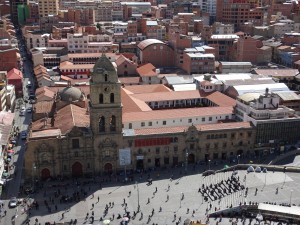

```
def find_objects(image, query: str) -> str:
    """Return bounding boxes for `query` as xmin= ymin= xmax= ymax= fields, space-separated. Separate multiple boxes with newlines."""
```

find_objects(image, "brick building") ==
xmin=0 ymin=48 xmax=19 ymax=72
xmin=137 ymin=39 xmax=175 ymax=68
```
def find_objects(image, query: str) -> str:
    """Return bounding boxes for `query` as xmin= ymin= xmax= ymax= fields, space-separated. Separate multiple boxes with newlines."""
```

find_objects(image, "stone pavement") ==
xmin=11 ymin=169 xmax=300 ymax=225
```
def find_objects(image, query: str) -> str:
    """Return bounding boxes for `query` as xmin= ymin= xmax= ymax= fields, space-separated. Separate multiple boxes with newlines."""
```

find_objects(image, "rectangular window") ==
xmin=156 ymin=147 xmax=160 ymax=154
xmin=105 ymin=150 xmax=110 ymax=157
xmin=188 ymin=119 xmax=192 ymax=123
xmin=148 ymin=121 xmax=152 ymax=126
xmin=190 ymin=144 xmax=195 ymax=150
xmin=141 ymin=122 xmax=145 ymax=127
xmin=72 ymin=139 xmax=79 ymax=149
xmin=174 ymin=146 xmax=178 ymax=152
xmin=163 ymin=121 xmax=166 ymax=125
xmin=202 ymin=117 xmax=205 ymax=122
xmin=209 ymin=117 xmax=212 ymax=121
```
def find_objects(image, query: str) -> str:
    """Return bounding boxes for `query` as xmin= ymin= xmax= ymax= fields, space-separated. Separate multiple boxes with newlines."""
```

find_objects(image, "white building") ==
xmin=25 ymin=33 xmax=50 ymax=50
xmin=212 ymin=22 xmax=234 ymax=35
xmin=67 ymin=33 xmax=118 ymax=53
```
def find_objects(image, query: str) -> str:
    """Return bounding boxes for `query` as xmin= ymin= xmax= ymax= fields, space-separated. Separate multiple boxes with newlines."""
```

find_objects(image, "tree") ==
xmin=96 ymin=23 xmax=101 ymax=31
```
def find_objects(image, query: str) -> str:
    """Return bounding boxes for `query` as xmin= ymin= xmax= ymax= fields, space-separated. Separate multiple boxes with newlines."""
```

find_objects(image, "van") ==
xmin=27 ymin=81 xmax=32 ymax=88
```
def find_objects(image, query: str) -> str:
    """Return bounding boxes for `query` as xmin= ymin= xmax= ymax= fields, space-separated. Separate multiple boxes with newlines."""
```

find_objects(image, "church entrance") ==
xmin=136 ymin=159 xmax=144 ymax=171
xmin=41 ymin=168 xmax=51 ymax=181
xmin=72 ymin=162 xmax=83 ymax=177
xmin=104 ymin=163 xmax=113 ymax=175
xmin=188 ymin=153 xmax=195 ymax=164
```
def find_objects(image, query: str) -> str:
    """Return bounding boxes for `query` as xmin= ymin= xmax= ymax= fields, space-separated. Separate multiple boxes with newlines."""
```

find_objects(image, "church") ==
xmin=24 ymin=54 xmax=255 ymax=181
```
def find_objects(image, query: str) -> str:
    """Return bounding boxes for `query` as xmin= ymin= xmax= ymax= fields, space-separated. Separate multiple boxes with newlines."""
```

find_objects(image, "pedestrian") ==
xmin=147 ymin=198 xmax=150 ymax=204
xmin=128 ymin=191 xmax=131 ymax=197
xmin=97 ymin=196 xmax=100 ymax=202
xmin=155 ymin=187 xmax=157 ymax=192
xmin=4 ymin=210 xmax=6 ymax=216
xmin=187 ymin=208 xmax=189 ymax=214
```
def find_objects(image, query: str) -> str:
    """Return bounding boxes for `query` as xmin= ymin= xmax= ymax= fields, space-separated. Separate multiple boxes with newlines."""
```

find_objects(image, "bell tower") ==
xmin=90 ymin=54 xmax=122 ymax=135
xmin=90 ymin=54 xmax=123 ymax=175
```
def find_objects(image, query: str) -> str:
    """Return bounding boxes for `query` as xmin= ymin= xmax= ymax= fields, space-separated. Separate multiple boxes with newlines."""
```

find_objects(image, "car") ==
xmin=27 ymin=107 xmax=32 ymax=113
xmin=21 ymin=131 xmax=27 ymax=140
xmin=8 ymin=197 xmax=18 ymax=208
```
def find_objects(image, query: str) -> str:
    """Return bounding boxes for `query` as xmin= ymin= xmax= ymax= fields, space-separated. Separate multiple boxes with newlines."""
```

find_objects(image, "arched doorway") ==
xmin=41 ymin=168 xmax=51 ymax=180
xmin=188 ymin=153 xmax=195 ymax=164
xmin=72 ymin=162 xmax=83 ymax=177
xmin=104 ymin=163 xmax=113 ymax=175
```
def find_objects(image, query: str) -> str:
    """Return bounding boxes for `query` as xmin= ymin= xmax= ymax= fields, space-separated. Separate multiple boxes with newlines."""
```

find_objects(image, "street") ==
xmin=1 ymin=32 xmax=35 ymax=225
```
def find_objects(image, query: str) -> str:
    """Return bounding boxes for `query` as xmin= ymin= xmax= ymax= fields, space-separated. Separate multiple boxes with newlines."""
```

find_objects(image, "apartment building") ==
xmin=25 ymin=32 xmax=50 ymax=49
xmin=67 ymin=33 xmax=118 ymax=53
xmin=212 ymin=22 xmax=234 ymax=35
xmin=95 ymin=1 xmax=113 ymax=22
xmin=38 ymin=0 xmax=59 ymax=17
xmin=182 ymin=51 xmax=215 ymax=74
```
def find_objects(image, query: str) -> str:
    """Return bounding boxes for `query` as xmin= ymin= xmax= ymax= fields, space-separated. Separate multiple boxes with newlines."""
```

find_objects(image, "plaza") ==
xmin=8 ymin=164 xmax=300 ymax=225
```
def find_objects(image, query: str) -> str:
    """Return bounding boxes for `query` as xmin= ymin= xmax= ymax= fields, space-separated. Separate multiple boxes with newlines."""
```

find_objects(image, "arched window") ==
xmin=104 ymin=74 xmax=108 ymax=82
xmin=110 ymin=93 xmax=114 ymax=103
xmin=99 ymin=94 xmax=103 ymax=104
xmin=110 ymin=115 xmax=116 ymax=132
xmin=99 ymin=116 xmax=105 ymax=132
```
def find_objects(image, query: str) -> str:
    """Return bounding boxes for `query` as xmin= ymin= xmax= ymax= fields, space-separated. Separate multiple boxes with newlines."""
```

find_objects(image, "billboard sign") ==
xmin=119 ymin=148 xmax=131 ymax=166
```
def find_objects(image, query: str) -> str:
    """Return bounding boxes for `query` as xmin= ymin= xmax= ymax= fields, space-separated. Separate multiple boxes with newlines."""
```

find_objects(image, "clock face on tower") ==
xmin=104 ymin=86 xmax=110 ymax=93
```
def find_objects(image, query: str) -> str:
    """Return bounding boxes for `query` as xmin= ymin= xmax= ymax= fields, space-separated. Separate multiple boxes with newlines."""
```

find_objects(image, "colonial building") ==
xmin=24 ymin=54 xmax=256 ymax=181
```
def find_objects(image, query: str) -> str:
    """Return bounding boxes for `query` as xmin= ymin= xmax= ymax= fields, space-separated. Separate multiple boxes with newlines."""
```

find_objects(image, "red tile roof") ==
xmin=254 ymin=69 xmax=299 ymax=77
xmin=123 ymin=106 xmax=233 ymax=122
xmin=136 ymin=63 xmax=158 ymax=77
xmin=137 ymin=39 xmax=164 ymax=50
xmin=131 ymin=90 xmax=204 ymax=102
xmin=7 ymin=68 xmax=23 ymax=79
xmin=121 ymin=88 xmax=152 ymax=113
xmin=206 ymin=91 xmax=236 ymax=107
xmin=134 ymin=121 xmax=252 ymax=135
xmin=34 ymin=101 xmax=54 ymax=114
xmin=123 ymin=84 xmax=172 ymax=94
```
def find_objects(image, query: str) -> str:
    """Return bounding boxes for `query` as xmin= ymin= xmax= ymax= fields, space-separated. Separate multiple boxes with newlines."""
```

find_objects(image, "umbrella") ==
xmin=103 ymin=219 xmax=111 ymax=225
xmin=224 ymin=165 xmax=229 ymax=169
xmin=122 ymin=217 xmax=129 ymax=221
xmin=247 ymin=166 xmax=254 ymax=173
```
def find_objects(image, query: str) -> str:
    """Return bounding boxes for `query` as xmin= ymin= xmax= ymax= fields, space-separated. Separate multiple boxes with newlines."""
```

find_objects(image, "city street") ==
xmin=1 ymin=32 xmax=35 ymax=225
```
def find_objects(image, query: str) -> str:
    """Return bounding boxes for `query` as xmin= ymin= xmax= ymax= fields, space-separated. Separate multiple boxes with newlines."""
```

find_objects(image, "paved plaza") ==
xmin=6 ymin=167 xmax=300 ymax=225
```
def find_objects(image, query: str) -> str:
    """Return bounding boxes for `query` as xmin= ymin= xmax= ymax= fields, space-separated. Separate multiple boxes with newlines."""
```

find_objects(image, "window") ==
xmin=148 ymin=158 xmax=151 ymax=163
xmin=207 ymin=135 xmax=210 ymax=139
xmin=202 ymin=117 xmax=205 ymax=122
xmin=156 ymin=147 xmax=160 ymax=154
xmin=124 ymin=64 xmax=127 ymax=68
xmin=188 ymin=119 xmax=192 ymax=123
xmin=99 ymin=116 xmax=105 ymax=132
xmin=174 ymin=146 xmax=178 ymax=152
xmin=74 ymin=151 xmax=79 ymax=157
xmin=64 ymin=165 xmax=67 ymax=171
xmin=190 ymin=144 xmax=194 ymax=150
xmin=163 ymin=121 xmax=166 ymax=125
xmin=231 ymin=133 xmax=235 ymax=138
xmin=110 ymin=115 xmax=116 ymax=132
xmin=105 ymin=150 xmax=110 ymax=157
xmin=148 ymin=121 xmax=152 ymax=126
xmin=164 ymin=157 xmax=169 ymax=165
xmin=214 ymin=143 xmax=219 ymax=148
xmin=129 ymin=123 xmax=132 ymax=129
xmin=72 ymin=139 xmax=79 ymax=149
xmin=141 ymin=122 xmax=145 ymax=127
xmin=223 ymin=142 xmax=227 ymax=148
xmin=99 ymin=94 xmax=103 ymax=104
xmin=110 ymin=93 xmax=114 ymax=103
xmin=128 ymin=140 xmax=133 ymax=147
xmin=248 ymin=132 xmax=252 ymax=137
xmin=105 ymin=74 xmax=108 ymax=82
xmin=209 ymin=117 xmax=212 ymax=121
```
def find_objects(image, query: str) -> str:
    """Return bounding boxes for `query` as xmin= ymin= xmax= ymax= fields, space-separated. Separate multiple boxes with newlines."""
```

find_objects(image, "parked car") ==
xmin=27 ymin=107 xmax=32 ymax=113
xmin=21 ymin=131 xmax=27 ymax=140
xmin=8 ymin=197 xmax=18 ymax=208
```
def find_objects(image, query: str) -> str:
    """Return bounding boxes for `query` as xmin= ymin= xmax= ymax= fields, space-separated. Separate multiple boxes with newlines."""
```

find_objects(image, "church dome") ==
xmin=93 ymin=54 xmax=116 ymax=73
xmin=58 ymin=86 xmax=84 ymax=102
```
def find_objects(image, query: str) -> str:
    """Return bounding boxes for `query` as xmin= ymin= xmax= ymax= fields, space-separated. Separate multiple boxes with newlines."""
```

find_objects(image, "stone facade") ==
xmin=24 ymin=54 xmax=256 ymax=181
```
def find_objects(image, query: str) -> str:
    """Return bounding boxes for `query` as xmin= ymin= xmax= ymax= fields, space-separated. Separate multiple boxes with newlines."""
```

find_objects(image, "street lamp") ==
xmin=185 ymin=148 xmax=188 ymax=174
xmin=32 ymin=163 xmax=36 ymax=191
xmin=122 ymin=158 xmax=127 ymax=182
xmin=208 ymin=160 xmax=211 ymax=170
xmin=136 ymin=181 xmax=140 ymax=212
xmin=237 ymin=155 xmax=240 ymax=165
xmin=290 ymin=190 xmax=293 ymax=205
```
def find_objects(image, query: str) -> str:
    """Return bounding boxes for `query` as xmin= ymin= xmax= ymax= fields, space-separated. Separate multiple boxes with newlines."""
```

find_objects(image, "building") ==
xmin=63 ymin=8 xmax=95 ymax=26
xmin=182 ymin=52 xmax=215 ymax=74
xmin=24 ymin=54 xmax=257 ymax=180
xmin=25 ymin=32 xmax=50 ymax=49
xmin=219 ymin=62 xmax=252 ymax=74
xmin=38 ymin=0 xmax=59 ymax=17
xmin=7 ymin=68 xmax=23 ymax=97
xmin=235 ymin=89 xmax=300 ymax=153
xmin=0 ymin=48 xmax=19 ymax=72
xmin=212 ymin=22 xmax=234 ymax=34
xmin=137 ymin=39 xmax=175 ymax=68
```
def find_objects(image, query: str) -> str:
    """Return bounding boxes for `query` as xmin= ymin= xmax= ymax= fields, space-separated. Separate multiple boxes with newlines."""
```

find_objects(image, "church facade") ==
xmin=24 ymin=55 xmax=256 ymax=181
